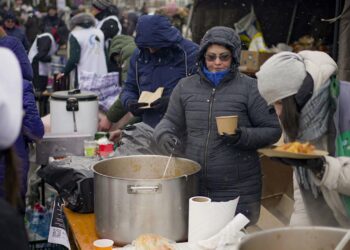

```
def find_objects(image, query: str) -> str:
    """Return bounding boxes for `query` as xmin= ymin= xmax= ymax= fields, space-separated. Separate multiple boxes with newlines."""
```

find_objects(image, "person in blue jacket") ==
xmin=0 ymin=29 xmax=44 ymax=204
xmin=0 ymin=47 xmax=30 ymax=249
xmin=120 ymin=14 xmax=199 ymax=128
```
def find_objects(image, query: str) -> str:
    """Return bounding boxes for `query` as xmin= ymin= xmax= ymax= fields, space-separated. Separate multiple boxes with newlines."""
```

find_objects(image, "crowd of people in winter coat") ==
xmin=2 ymin=1 xmax=350 ymax=244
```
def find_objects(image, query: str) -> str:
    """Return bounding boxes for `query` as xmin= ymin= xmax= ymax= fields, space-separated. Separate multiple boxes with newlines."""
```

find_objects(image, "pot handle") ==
xmin=127 ymin=184 xmax=162 ymax=194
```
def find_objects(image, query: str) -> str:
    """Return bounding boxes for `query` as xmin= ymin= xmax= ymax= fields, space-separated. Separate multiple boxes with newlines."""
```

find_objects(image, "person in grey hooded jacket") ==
xmin=153 ymin=26 xmax=281 ymax=224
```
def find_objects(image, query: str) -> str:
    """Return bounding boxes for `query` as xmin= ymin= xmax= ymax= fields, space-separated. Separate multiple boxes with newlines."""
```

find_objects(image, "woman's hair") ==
xmin=280 ymin=95 xmax=300 ymax=141
xmin=0 ymin=27 xmax=7 ymax=38
xmin=0 ymin=147 xmax=20 ymax=207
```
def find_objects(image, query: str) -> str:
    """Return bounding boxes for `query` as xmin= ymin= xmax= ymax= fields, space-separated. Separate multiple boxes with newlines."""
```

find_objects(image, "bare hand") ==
xmin=109 ymin=130 xmax=122 ymax=142
xmin=98 ymin=114 xmax=112 ymax=131
xmin=56 ymin=72 xmax=65 ymax=80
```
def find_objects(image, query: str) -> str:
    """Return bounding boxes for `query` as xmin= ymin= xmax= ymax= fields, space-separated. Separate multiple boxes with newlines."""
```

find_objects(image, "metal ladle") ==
xmin=162 ymin=138 xmax=178 ymax=178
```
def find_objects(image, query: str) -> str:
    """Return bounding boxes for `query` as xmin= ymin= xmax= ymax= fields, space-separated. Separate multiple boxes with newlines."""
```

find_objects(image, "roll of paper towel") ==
xmin=188 ymin=196 xmax=239 ymax=243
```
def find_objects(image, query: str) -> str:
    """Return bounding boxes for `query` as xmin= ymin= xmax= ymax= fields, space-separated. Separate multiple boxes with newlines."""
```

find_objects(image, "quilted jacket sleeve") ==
xmin=182 ymin=39 xmax=199 ymax=76
xmin=153 ymin=79 xmax=186 ymax=142
xmin=22 ymin=80 xmax=44 ymax=142
xmin=235 ymin=79 xmax=282 ymax=150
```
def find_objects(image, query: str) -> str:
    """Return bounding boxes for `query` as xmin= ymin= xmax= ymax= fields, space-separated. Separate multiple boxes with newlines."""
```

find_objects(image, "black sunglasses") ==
xmin=205 ymin=53 xmax=231 ymax=62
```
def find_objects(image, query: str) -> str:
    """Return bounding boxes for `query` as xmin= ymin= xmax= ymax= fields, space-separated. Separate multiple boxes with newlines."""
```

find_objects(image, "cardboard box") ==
xmin=239 ymin=50 xmax=274 ymax=73
xmin=246 ymin=156 xmax=294 ymax=232
xmin=260 ymin=156 xmax=293 ymax=199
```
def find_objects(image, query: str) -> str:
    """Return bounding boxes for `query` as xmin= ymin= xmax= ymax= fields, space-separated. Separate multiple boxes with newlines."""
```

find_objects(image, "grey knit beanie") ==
xmin=256 ymin=51 xmax=307 ymax=105
xmin=92 ymin=0 xmax=112 ymax=11
xmin=69 ymin=13 xmax=96 ymax=30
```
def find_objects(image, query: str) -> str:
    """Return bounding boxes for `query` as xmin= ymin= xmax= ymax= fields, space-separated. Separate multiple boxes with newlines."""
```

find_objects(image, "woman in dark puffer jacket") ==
xmin=154 ymin=26 xmax=281 ymax=224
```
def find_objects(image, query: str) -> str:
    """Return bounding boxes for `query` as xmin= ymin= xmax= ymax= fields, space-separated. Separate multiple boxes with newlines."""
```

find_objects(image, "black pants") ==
xmin=33 ymin=75 xmax=48 ymax=92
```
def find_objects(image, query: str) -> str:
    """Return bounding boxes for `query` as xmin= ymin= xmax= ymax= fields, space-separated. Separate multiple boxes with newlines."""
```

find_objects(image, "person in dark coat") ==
xmin=0 ymin=47 xmax=30 ymax=250
xmin=153 ymin=26 xmax=282 ymax=224
xmin=121 ymin=11 xmax=138 ymax=36
xmin=40 ymin=5 xmax=68 ymax=46
xmin=2 ymin=12 xmax=29 ymax=50
xmin=28 ymin=32 xmax=58 ymax=92
xmin=0 ymin=30 xmax=44 ymax=201
xmin=98 ymin=34 xmax=139 ymax=133
xmin=91 ymin=0 xmax=122 ymax=72
xmin=91 ymin=0 xmax=121 ymax=43
xmin=120 ymin=14 xmax=199 ymax=128
xmin=25 ymin=7 xmax=41 ymax=46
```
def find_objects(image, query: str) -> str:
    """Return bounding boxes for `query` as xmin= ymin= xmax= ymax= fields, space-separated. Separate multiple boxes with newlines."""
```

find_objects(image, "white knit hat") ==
xmin=0 ymin=48 xmax=23 ymax=150
xmin=256 ymin=51 xmax=306 ymax=105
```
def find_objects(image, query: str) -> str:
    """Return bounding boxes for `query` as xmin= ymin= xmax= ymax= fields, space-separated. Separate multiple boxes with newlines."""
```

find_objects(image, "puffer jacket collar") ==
xmin=198 ymin=64 xmax=239 ymax=88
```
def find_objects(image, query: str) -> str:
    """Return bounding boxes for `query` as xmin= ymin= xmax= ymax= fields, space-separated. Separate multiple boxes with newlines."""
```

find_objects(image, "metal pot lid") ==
xmin=51 ymin=89 xmax=98 ymax=101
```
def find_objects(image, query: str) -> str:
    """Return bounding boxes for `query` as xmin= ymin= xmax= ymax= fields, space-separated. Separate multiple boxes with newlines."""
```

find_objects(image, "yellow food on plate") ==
xmin=134 ymin=234 xmax=174 ymax=250
xmin=275 ymin=142 xmax=315 ymax=154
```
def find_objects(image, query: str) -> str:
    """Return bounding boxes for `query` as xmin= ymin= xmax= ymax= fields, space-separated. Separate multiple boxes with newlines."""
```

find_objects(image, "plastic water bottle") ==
xmin=29 ymin=203 xmax=49 ymax=239
xmin=47 ymin=74 xmax=54 ymax=92
xmin=29 ymin=206 xmax=40 ymax=237
xmin=24 ymin=206 xmax=33 ymax=230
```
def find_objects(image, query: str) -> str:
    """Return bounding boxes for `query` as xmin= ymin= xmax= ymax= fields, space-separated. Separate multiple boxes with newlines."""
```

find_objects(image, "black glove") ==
xmin=150 ymin=96 xmax=170 ymax=112
xmin=127 ymin=100 xmax=148 ymax=116
xmin=158 ymin=133 xmax=181 ymax=155
xmin=271 ymin=157 xmax=325 ymax=173
xmin=220 ymin=128 xmax=242 ymax=145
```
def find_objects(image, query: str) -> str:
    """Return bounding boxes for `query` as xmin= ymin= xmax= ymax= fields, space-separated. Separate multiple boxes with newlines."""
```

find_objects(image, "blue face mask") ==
xmin=202 ymin=66 xmax=230 ymax=87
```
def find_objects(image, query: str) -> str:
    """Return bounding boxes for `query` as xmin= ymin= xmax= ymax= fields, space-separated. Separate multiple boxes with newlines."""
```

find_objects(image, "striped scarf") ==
xmin=296 ymin=80 xmax=331 ymax=197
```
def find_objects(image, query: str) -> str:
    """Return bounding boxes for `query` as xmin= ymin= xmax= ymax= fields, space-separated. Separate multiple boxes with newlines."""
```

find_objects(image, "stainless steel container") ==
xmin=92 ymin=155 xmax=201 ymax=246
xmin=50 ymin=90 xmax=98 ymax=135
xmin=36 ymin=133 xmax=93 ymax=165
xmin=238 ymin=226 xmax=350 ymax=250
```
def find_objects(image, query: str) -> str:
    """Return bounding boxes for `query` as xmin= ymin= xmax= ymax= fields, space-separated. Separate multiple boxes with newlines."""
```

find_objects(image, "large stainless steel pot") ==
xmin=92 ymin=155 xmax=201 ymax=246
xmin=238 ymin=226 xmax=350 ymax=250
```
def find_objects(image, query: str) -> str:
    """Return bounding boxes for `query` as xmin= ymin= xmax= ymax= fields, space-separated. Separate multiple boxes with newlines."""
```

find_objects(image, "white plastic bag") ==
xmin=234 ymin=6 xmax=269 ymax=52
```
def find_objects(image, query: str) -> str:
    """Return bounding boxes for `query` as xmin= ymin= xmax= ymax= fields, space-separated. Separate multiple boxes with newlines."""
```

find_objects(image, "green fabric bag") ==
xmin=332 ymin=77 xmax=350 ymax=217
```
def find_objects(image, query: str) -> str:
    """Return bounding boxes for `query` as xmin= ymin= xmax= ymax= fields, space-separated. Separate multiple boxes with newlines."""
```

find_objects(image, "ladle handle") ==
xmin=127 ymin=184 xmax=161 ymax=194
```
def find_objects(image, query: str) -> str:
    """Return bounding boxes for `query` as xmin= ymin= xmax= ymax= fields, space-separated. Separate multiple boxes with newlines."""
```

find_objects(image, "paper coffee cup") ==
xmin=93 ymin=239 xmax=114 ymax=250
xmin=216 ymin=115 xmax=238 ymax=135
